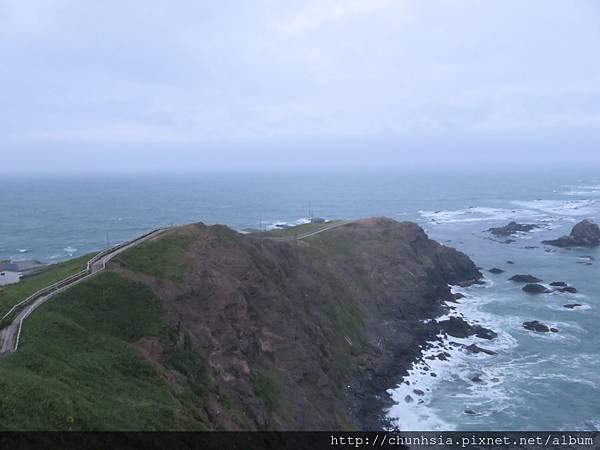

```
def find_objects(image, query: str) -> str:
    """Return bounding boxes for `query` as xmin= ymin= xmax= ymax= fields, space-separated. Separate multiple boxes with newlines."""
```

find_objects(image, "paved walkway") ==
xmin=0 ymin=228 xmax=166 ymax=355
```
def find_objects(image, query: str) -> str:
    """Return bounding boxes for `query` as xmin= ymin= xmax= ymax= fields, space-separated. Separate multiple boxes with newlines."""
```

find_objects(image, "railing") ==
xmin=0 ymin=269 xmax=88 ymax=325
xmin=86 ymin=228 xmax=165 ymax=272
xmin=1 ymin=227 xmax=167 ymax=351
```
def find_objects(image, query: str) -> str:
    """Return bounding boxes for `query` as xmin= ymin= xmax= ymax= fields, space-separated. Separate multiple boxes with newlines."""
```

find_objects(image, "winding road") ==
xmin=0 ymin=228 xmax=167 ymax=356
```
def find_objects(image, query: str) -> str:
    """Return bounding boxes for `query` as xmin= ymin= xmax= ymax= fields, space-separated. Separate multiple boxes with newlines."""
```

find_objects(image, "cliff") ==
xmin=0 ymin=218 xmax=480 ymax=430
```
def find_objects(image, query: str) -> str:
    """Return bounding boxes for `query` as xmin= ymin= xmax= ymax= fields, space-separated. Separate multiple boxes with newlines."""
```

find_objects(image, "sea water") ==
xmin=0 ymin=168 xmax=598 ymax=430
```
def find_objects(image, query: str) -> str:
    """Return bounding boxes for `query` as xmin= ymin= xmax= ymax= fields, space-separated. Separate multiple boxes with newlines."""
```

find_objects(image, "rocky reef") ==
xmin=543 ymin=219 xmax=600 ymax=248
xmin=487 ymin=221 xmax=539 ymax=236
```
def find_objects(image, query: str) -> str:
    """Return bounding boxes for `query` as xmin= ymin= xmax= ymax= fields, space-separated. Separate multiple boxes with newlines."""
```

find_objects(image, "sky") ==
xmin=1 ymin=0 xmax=600 ymax=172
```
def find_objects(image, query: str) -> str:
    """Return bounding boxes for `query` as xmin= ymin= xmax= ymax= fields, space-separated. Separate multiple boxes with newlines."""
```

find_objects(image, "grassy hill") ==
xmin=0 ymin=219 xmax=479 ymax=430
xmin=0 ymin=254 xmax=93 ymax=318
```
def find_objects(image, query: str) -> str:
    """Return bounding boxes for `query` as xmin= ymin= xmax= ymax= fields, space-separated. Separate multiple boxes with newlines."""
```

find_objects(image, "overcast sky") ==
xmin=1 ymin=0 xmax=600 ymax=172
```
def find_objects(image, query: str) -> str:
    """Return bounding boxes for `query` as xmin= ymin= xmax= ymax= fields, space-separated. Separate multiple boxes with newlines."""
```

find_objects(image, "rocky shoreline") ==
xmin=355 ymin=286 xmax=494 ymax=430
xmin=378 ymin=217 xmax=598 ymax=429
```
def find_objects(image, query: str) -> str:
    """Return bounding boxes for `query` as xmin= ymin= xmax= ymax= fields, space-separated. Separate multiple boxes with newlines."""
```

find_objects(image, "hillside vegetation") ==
xmin=0 ymin=253 xmax=93 ymax=317
xmin=0 ymin=219 xmax=479 ymax=430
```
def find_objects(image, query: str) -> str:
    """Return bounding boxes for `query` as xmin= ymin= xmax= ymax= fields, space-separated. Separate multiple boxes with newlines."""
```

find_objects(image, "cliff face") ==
xmin=112 ymin=218 xmax=480 ymax=430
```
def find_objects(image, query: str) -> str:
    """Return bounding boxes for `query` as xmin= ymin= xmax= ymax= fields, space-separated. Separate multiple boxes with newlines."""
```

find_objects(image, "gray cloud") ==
xmin=1 ymin=0 xmax=600 ymax=171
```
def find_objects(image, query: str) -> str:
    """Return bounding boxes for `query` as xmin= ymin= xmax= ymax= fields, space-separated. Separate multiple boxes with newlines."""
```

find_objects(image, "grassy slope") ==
xmin=0 ymin=253 xmax=94 ymax=317
xmin=0 ymin=271 xmax=209 ymax=431
xmin=114 ymin=234 xmax=194 ymax=285
xmin=0 ymin=223 xmax=367 ymax=430
xmin=254 ymin=221 xmax=341 ymax=239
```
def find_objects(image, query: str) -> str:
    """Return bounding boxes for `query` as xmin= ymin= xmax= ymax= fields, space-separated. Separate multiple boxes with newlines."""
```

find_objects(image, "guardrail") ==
xmin=0 ymin=269 xmax=88 ymax=325
xmin=1 ymin=228 xmax=166 ymax=351
xmin=86 ymin=228 xmax=165 ymax=272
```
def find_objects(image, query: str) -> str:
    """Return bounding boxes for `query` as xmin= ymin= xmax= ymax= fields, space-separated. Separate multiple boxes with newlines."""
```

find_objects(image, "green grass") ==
xmin=211 ymin=225 xmax=243 ymax=248
xmin=251 ymin=368 xmax=289 ymax=418
xmin=306 ymin=233 xmax=353 ymax=258
xmin=255 ymin=221 xmax=341 ymax=239
xmin=0 ymin=253 xmax=94 ymax=318
xmin=113 ymin=234 xmax=195 ymax=285
xmin=0 ymin=271 xmax=208 ymax=431
xmin=317 ymin=273 xmax=367 ymax=378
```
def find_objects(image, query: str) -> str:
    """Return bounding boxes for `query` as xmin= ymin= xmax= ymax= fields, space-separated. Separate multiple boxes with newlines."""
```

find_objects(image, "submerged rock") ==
xmin=564 ymin=303 xmax=582 ymax=309
xmin=556 ymin=286 xmax=578 ymax=294
xmin=522 ymin=283 xmax=551 ymax=294
xmin=488 ymin=268 xmax=505 ymax=274
xmin=487 ymin=221 xmax=539 ymax=236
xmin=543 ymin=219 xmax=600 ymax=247
xmin=510 ymin=274 xmax=543 ymax=283
xmin=470 ymin=374 xmax=483 ymax=383
xmin=523 ymin=321 xmax=558 ymax=333
xmin=550 ymin=281 xmax=568 ymax=287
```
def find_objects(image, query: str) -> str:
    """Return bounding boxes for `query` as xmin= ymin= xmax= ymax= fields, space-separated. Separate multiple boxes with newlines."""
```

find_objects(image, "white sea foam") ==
xmin=385 ymin=283 xmax=519 ymax=431
xmin=562 ymin=185 xmax=600 ymax=197
xmin=547 ymin=303 xmax=591 ymax=312
xmin=419 ymin=207 xmax=546 ymax=225
xmin=510 ymin=199 xmax=599 ymax=217
xmin=421 ymin=198 xmax=599 ymax=228
xmin=265 ymin=217 xmax=311 ymax=231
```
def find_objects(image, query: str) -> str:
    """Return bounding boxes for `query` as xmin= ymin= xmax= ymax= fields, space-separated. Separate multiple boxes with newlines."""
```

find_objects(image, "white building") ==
xmin=0 ymin=263 xmax=21 ymax=286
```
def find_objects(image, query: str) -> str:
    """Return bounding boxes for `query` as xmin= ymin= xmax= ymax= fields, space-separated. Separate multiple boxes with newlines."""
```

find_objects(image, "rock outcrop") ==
xmin=522 ymin=284 xmax=551 ymax=294
xmin=510 ymin=274 xmax=543 ymax=283
xmin=108 ymin=218 xmax=482 ymax=430
xmin=523 ymin=321 xmax=558 ymax=333
xmin=543 ymin=219 xmax=600 ymax=247
xmin=487 ymin=221 xmax=539 ymax=236
xmin=464 ymin=344 xmax=497 ymax=355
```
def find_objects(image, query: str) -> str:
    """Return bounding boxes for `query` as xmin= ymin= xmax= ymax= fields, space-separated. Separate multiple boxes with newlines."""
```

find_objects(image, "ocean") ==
xmin=1 ymin=168 xmax=599 ymax=430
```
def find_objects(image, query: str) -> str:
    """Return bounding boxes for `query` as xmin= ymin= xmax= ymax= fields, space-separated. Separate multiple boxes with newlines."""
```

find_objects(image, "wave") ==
xmin=265 ymin=217 xmax=311 ymax=231
xmin=420 ymin=198 xmax=599 ymax=227
xmin=562 ymin=185 xmax=600 ymax=197
xmin=385 ymin=283 xmax=519 ymax=431
xmin=510 ymin=199 xmax=599 ymax=217
xmin=419 ymin=207 xmax=546 ymax=225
